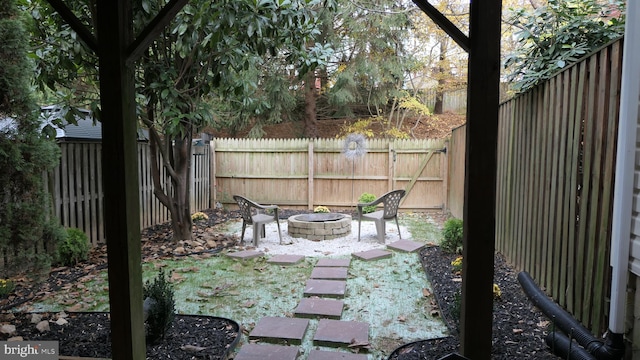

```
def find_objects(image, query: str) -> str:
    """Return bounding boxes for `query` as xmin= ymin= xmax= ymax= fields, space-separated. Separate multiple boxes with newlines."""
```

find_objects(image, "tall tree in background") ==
xmin=30 ymin=0 xmax=331 ymax=241
xmin=504 ymin=0 xmax=625 ymax=93
xmin=0 ymin=0 xmax=61 ymax=275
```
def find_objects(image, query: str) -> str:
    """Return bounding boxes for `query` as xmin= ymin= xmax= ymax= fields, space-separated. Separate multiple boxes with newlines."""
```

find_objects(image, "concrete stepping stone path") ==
xmin=387 ymin=239 xmax=426 ymax=252
xmin=313 ymin=319 xmax=369 ymax=347
xmin=310 ymin=266 xmax=349 ymax=280
xmin=249 ymin=317 xmax=309 ymax=345
xmin=307 ymin=349 xmax=369 ymax=360
xmin=316 ymin=258 xmax=351 ymax=267
xmin=351 ymin=248 xmax=392 ymax=261
xmin=303 ymin=279 xmax=347 ymax=298
xmin=234 ymin=343 xmax=299 ymax=360
xmin=294 ymin=297 xmax=344 ymax=319
xmin=267 ymin=254 xmax=305 ymax=265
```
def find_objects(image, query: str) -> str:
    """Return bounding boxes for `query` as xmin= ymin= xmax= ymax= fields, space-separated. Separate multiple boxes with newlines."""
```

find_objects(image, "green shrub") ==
xmin=57 ymin=228 xmax=90 ymax=266
xmin=441 ymin=218 xmax=463 ymax=254
xmin=42 ymin=220 xmax=67 ymax=257
xmin=358 ymin=193 xmax=377 ymax=214
xmin=143 ymin=269 xmax=175 ymax=344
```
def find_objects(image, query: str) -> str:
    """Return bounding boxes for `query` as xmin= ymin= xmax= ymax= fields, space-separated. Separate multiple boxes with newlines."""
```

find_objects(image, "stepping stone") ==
xmin=234 ymin=343 xmax=299 ymax=360
xmin=352 ymin=249 xmax=392 ymax=261
xmin=226 ymin=250 xmax=264 ymax=260
xmin=316 ymin=258 xmax=351 ymax=267
xmin=387 ymin=239 xmax=426 ymax=252
xmin=308 ymin=349 xmax=369 ymax=360
xmin=267 ymin=254 xmax=305 ymax=265
xmin=294 ymin=298 xmax=344 ymax=319
xmin=249 ymin=317 xmax=309 ymax=345
xmin=313 ymin=319 xmax=369 ymax=347
xmin=310 ymin=267 xmax=348 ymax=280
xmin=304 ymin=279 xmax=347 ymax=298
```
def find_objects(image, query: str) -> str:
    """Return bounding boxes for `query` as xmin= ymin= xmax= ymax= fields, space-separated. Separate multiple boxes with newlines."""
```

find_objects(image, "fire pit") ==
xmin=287 ymin=213 xmax=352 ymax=241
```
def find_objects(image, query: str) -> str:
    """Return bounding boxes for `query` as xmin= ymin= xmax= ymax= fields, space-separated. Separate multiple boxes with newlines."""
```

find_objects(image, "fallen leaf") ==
xmin=241 ymin=301 xmax=255 ymax=308
xmin=181 ymin=345 xmax=206 ymax=353
xmin=430 ymin=310 xmax=440 ymax=317
xmin=537 ymin=320 xmax=550 ymax=328
xmin=397 ymin=316 xmax=406 ymax=322
xmin=422 ymin=288 xmax=432 ymax=297
xmin=512 ymin=328 xmax=524 ymax=334
xmin=170 ymin=273 xmax=185 ymax=283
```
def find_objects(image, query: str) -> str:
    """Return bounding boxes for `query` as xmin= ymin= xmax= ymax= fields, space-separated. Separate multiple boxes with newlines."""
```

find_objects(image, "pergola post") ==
xmin=460 ymin=1 xmax=502 ymax=359
xmin=96 ymin=1 xmax=145 ymax=358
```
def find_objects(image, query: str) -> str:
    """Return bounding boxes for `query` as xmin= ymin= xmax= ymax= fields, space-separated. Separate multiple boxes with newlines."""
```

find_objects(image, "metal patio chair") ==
xmin=233 ymin=195 xmax=283 ymax=246
xmin=357 ymin=189 xmax=406 ymax=244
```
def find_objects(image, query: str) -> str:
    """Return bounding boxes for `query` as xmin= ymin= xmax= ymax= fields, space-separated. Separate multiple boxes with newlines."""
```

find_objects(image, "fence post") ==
xmin=308 ymin=140 xmax=314 ymax=210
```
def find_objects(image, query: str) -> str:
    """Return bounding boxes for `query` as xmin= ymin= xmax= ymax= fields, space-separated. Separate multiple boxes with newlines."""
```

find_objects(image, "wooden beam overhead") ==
xmin=411 ymin=0 xmax=470 ymax=53
xmin=127 ymin=0 xmax=191 ymax=63
xmin=45 ymin=0 xmax=98 ymax=52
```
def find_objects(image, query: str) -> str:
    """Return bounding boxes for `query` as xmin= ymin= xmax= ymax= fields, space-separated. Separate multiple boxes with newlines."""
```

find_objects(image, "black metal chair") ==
xmin=357 ymin=189 xmax=406 ymax=243
xmin=233 ymin=195 xmax=283 ymax=246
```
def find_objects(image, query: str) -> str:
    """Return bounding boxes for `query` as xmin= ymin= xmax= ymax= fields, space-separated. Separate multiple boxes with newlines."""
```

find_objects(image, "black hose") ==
xmin=545 ymin=331 xmax=597 ymax=360
xmin=518 ymin=271 xmax=625 ymax=360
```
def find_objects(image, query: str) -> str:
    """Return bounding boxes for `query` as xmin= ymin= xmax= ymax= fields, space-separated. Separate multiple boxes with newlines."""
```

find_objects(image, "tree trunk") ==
xmin=170 ymin=131 xmax=193 ymax=242
xmin=304 ymin=70 xmax=319 ymax=138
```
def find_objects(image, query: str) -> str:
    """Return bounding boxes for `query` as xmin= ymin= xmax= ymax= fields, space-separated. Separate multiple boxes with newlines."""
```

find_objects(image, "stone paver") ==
xmin=308 ymin=349 xmax=369 ymax=360
xmin=351 ymin=249 xmax=392 ymax=261
xmin=310 ymin=267 xmax=348 ymax=280
xmin=303 ymin=279 xmax=347 ymax=298
xmin=294 ymin=297 xmax=344 ymax=319
xmin=226 ymin=250 xmax=264 ymax=260
xmin=267 ymin=254 xmax=305 ymax=265
xmin=387 ymin=239 xmax=426 ymax=252
xmin=249 ymin=317 xmax=309 ymax=344
xmin=234 ymin=343 xmax=299 ymax=360
xmin=316 ymin=258 xmax=351 ymax=267
xmin=313 ymin=319 xmax=369 ymax=347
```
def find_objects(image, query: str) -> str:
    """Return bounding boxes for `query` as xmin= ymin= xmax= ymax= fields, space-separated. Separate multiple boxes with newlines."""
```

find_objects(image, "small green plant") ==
xmin=314 ymin=206 xmax=330 ymax=213
xmin=358 ymin=193 xmax=377 ymax=214
xmin=143 ymin=269 xmax=175 ymax=344
xmin=493 ymin=283 xmax=502 ymax=299
xmin=0 ymin=279 xmax=15 ymax=297
xmin=441 ymin=218 xmax=463 ymax=254
xmin=57 ymin=228 xmax=90 ymax=266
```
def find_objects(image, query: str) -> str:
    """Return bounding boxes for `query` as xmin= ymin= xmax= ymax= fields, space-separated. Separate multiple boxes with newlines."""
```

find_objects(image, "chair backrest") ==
xmin=382 ymin=189 xmax=406 ymax=219
xmin=233 ymin=195 xmax=256 ymax=223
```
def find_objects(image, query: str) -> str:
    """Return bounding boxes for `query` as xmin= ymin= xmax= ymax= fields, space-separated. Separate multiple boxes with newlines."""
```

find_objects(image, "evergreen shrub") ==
xmin=441 ymin=218 xmax=463 ymax=254
xmin=57 ymin=228 xmax=89 ymax=266
xmin=143 ymin=269 xmax=175 ymax=344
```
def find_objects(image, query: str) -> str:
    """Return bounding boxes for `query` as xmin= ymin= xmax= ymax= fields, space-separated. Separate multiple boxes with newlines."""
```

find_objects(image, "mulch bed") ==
xmin=388 ymin=246 xmax=558 ymax=359
xmin=0 ymin=209 xmax=559 ymax=359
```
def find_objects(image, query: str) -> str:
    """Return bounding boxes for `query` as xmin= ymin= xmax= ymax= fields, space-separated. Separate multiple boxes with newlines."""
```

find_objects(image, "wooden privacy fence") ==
xmin=447 ymin=124 xmax=466 ymax=219
xmin=496 ymin=39 xmax=622 ymax=334
xmin=48 ymin=142 xmax=210 ymax=246
xmin=211 ymin=138 xmax=448 ymax=211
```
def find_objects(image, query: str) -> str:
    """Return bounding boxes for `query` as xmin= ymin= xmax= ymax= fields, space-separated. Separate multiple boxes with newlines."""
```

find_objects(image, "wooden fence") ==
xmin=49 ymin=142 xmax=210 ymax=246
xmin=211 ymin=138 xmax=448 ymax=211
xmin=495 ymin=39 xmax=622 ymax=334
xmin=447 ymin=125 xmax=466 ymax=219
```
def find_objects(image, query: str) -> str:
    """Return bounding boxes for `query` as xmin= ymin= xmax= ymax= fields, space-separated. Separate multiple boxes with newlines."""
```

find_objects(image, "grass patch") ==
xmin=400 ymin=213 xmax=442 ymax=244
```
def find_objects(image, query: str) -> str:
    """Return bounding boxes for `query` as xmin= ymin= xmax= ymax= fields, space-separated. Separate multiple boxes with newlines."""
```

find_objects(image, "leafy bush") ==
xmin=57 ymin=228 xmax=90 ymax=266
xmin=358 ymin=193 xmax=377 ymax=214
xmin=441 ymin=218 xmax=463 ymax=254
xmin=143 ymin=269 xmax=175 ymax=344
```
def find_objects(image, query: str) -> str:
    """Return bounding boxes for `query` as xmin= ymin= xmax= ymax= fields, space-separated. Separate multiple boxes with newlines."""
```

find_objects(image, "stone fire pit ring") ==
xmin=287 ymin=213 xmax=352 ymax=241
